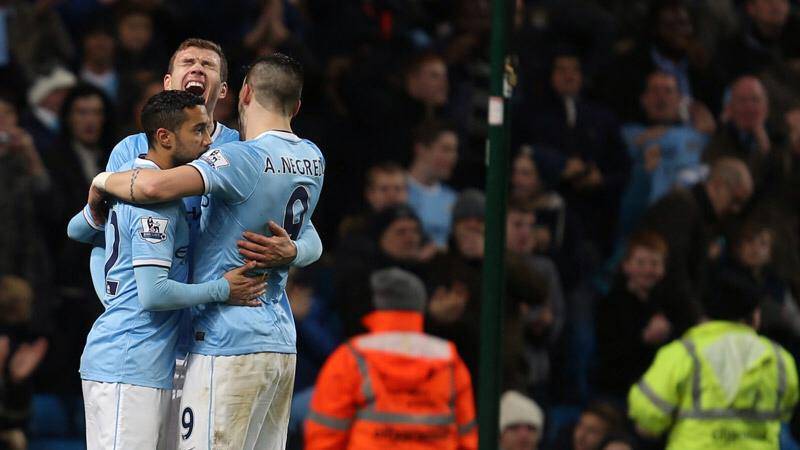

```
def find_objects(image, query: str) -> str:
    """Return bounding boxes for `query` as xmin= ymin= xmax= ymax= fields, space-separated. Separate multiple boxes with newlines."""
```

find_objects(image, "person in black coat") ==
xmin=595 ymin=231 xmax=672 ymax=399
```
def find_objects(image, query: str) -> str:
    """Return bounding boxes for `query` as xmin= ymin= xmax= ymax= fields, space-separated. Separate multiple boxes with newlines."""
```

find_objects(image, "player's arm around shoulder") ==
xmin=94 ymin=164 xmax=205 ymax=205
xmin=628 ymin=339 xmax=693 ymax=437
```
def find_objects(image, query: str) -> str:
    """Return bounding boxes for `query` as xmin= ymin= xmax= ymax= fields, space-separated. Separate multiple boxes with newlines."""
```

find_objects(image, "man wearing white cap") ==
xmin=21 ymin=65 xmax=76 ymax=152
xmin=500 ymin=390 xmax=545 ymax=450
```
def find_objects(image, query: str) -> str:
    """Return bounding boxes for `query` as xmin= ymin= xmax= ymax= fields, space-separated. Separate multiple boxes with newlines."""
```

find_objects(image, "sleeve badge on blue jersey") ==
xmin=200 ymin=148 xmax=229 ymax=169
xmin=140 ymin=216 xmax=169 ymax=243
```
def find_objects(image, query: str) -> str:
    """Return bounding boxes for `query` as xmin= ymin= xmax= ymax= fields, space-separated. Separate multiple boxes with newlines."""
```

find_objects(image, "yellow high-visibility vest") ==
xmin=629 ymin=321 xmax=799 ymax=450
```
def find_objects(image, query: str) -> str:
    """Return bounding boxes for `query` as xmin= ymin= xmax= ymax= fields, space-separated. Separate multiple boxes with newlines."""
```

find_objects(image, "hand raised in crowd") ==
xmin=634 ymin=126 xmax=668 ymax=147
xmin=9 ymin=338 xmax=48 ymax=384
xmin=238 ymin=222 xmax=297 ymax=268
xmin=689 ymin=101 xmax=716 ymax=135
xmin=427 ymin=282 xmax=469 ymax=324
xmin=562 ymin=157 xmax=587 ymax=180
xmin=287 ymin=283 xmax=313 ymax=321
xmin=644 ymin=144 xmax=662 ymax=172
xmin=0 ymin=126 xmax=47 ymax=178
xmin=642 ymin=313 xmax=672 ymax=345
xmin=223 ymin=261 xmax=266 ymax=306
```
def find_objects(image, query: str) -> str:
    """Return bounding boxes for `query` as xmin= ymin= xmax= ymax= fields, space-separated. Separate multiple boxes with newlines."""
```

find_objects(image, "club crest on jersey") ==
xmin=140 ymin=217 xmax=168 ymax=243
xmin=200 ymin=148 xmax=229 ymax=169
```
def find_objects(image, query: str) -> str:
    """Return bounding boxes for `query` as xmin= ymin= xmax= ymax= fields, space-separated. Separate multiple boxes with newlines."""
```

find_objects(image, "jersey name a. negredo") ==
xmin=80 ymin=158 xmax=189 ymax=389
xmin=188 ymin=130 xmax=324 ymax=356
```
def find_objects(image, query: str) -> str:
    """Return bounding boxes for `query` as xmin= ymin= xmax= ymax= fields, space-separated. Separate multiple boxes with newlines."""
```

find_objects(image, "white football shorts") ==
xmin=82 ymin=380 xmax=172 ymax=450
xmin=177 ymin=352 xmax=296 ymax=450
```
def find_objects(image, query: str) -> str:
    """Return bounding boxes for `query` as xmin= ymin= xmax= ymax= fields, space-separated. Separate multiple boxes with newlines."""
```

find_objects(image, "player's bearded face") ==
xmin=173 ymin=106 xmax=212 ymax=164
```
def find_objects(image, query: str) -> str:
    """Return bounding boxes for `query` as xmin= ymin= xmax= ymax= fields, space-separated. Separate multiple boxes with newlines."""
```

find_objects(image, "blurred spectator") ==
xmin=347 ymin=51 xmax=450 ymax=169
xmin=119 ymin=76 xmax=162 ymax=135
xmin=598 ymin=0 xmax=722 ymax=121
xmin=506 ymin=201 xmax=566 ymax=394
xmin=0 ymin=275 xmax=48 ymax=450
xmin=407 ymin=119 xmax=459 ymax=248
xmin=20 ymin=66 xmax=76 ymax=154
xmin=595 ymin=231 xmax=672 ymax=400
xmin=427 ymin=190 xmax=547 ymax=389
xmin=339 ymin=162 xmax=409 ymax=240
xmin=333 ymin=205 xmax=428 ymax=338
xmin=305 ymin=268 xmax=478 ymax=450
xmin=618 ymin=71 xmax=710 ymax=236
xmin=499 ymin=390 xmax=545 ymax=450
xmin=36 ymin=84 xmax=114 ymax=404
xmin=640 ymin=157 xmax=753 ymax=332
xmin=114 ymin=6 xmax=166 ymax=83
xmin=598 ymin=434 xmax=637 ymax=450
xmin=519 ymin=50 xmax=629 ymax=257
xmin=717 ymin=0 xmax=800 ymax=82
xmin=628 ymin=275 xmax=798 ymax=449
xmin=0 ymin=0 xmax=75 ymax=81
xmin=78 ymin=23 xmax=118 ymax=101
xmin=715 ymin=221 xmax=800 ymax=353
xmin=0 ymin=91 xmax=51 ymax=289
xmin=703 ymin=76 xmax=787 ymax=196
xmin=554 ymin=401 xmax=627 ymax=450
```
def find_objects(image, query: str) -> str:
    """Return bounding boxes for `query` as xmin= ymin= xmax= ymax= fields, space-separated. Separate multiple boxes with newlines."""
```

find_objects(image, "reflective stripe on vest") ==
xmin=637 ymin=380 xmax=676 ymax=415
xmin=675 ymin=337 xmax=787 ymax=421
xmin=771 ymin=341 xmax=786 ymax=414
xmin=347 ymin=341 xmax=459 ymax=428
xmin=308 ymin=410 xmax=353 ymax=430
xmin=458 ymin=419 xmax=477 ymax=435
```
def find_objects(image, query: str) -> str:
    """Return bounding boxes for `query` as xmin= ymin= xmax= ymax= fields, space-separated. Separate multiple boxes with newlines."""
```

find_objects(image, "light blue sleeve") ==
xmin=133 ymin=266 xmax=229 ymax=311
xmin=66 ymin=205 xmax=105 ymax=245
xmin=89 ymin=246 xmax=106 ymax=300
xmin=188 ymin=146 xmax=260 ymax=204
xmin=106 ymin=134 xmax=141 ymax=171
xmin=293 ymin=219 xmax=322 ymax=267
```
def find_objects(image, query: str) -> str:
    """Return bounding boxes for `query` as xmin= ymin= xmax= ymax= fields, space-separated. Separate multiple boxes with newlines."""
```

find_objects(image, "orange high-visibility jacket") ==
xmin=305 ymin=310 xmax=478 ymax=450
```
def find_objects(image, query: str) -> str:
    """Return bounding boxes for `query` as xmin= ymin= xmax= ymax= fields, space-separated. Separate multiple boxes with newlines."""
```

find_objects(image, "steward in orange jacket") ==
xmin=305 ymin=268 xmax=478 ymax=450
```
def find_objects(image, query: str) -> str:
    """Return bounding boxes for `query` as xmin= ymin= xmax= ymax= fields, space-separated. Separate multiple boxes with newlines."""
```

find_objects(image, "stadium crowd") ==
xmin=1 ymin=0 xmax=800 ymax=449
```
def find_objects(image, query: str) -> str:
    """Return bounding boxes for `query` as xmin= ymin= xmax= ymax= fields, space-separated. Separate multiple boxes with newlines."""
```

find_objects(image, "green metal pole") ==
xmin=478 ymin=0 xmax=512 ymax=448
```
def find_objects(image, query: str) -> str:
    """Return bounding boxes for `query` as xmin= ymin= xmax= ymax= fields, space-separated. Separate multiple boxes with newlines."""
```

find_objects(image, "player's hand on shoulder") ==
xmin=224 ymin=260 xmax=265 ymax=307
xmin=87 ymin=185 xmax=109 ymax=224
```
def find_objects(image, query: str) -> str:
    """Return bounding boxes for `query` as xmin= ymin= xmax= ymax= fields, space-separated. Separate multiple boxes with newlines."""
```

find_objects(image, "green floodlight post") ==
xmin=478 ymin=0 xmax=513 ymax=448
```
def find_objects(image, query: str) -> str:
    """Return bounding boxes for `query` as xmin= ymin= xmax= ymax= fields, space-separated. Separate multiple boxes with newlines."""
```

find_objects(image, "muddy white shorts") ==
xmin=82 ymin=380 xmax=172 ymax=450
xmin=177 ymin=352 xmax=296 ymax=450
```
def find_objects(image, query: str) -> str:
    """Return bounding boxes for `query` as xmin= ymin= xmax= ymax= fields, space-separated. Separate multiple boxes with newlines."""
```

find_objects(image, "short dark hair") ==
xmin=245 ymin=53 xmax=304 ymax=116
xmin=705 ymin=272 xmax=760 ymax=322
xmin=365 ymin=162 xmax=405 ymax=189
xmin=141 ymin=90 xmax=205 ymax=149
xmin=168 ymin=38 xmax=228 ymax=82
xmin=403 ymin=51 xmax=444 ymax=79
xmin=411 ymin=118 xmax=457 ymax=146
xmin=624 ymin=230 xmax=668 ymax=260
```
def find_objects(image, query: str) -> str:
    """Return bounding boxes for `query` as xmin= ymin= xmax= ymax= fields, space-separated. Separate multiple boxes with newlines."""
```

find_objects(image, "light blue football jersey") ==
xmin=80 ymin=158 xmax=189 ymax=389
xmin=105 ymin=122 xmax=240 ymax=280
xmin=187 ymin=130 xmax=325 ymax=356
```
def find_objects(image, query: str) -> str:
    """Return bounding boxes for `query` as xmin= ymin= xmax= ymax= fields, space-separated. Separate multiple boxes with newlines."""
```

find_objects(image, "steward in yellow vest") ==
xmin=628 ymin=277 xmax=798 ymax=449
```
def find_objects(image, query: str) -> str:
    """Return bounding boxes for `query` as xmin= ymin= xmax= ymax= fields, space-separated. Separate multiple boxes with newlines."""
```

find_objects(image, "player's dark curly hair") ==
xmin=140 ymin=90 xmax=205 ymax=149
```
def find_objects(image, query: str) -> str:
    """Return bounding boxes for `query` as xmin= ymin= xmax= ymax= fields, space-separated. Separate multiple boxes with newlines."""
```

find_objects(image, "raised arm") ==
xmin=92 ymin=166 xmax=205 ymax=204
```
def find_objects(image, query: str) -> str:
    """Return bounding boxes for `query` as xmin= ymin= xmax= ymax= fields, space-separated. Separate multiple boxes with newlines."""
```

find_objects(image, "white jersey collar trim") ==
xmin=253 ymin=130 xmax=301 ymax=142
